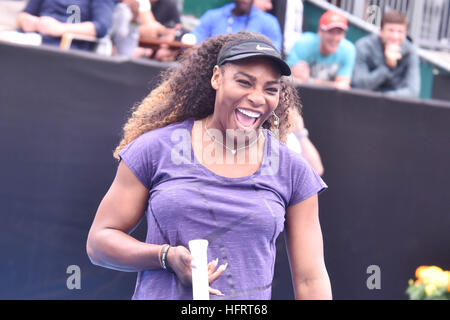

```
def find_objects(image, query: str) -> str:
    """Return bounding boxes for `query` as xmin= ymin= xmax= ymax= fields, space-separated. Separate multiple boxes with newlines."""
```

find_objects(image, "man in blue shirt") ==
xmin=286 ymin=10 xmax=356 ymax=90
xmin=191 ymin=0 xmax=282 ymax=52
xmin=17 ymin=0 xmax=115 ymax=51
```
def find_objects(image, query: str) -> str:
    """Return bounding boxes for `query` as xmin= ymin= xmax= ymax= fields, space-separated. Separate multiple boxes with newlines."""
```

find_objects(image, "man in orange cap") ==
xmin=286 ymin=10 xmax=356 ymax=90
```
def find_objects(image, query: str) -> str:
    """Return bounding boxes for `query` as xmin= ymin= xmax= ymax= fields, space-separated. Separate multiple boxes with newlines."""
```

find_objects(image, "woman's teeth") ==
xmin=236 ymin=108 xmax=261 ymax=118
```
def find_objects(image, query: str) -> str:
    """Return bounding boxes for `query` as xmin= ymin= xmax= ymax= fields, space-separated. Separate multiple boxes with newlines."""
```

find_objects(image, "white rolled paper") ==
xmin=188 ymin=239 xmax=209 ymax=300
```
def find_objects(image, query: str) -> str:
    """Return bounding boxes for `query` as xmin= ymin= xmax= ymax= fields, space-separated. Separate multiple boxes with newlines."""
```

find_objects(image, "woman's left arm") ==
xmin=285 ymin=194 xmax=332 ymax=299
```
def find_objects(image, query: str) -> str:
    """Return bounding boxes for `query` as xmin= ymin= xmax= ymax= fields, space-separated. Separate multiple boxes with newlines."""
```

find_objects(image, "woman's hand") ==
xmin=166 ymin=245 xmax=228 ymax=296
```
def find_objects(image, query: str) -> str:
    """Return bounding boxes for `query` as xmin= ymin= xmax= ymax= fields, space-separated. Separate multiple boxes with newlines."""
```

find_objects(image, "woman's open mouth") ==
xmin=234 ymin=107 xmax=262 ymax=131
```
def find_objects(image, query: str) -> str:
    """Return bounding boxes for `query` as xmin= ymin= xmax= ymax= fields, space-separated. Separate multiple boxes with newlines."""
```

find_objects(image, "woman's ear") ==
xmin=211 ymin=65 xmax=221 ymax=90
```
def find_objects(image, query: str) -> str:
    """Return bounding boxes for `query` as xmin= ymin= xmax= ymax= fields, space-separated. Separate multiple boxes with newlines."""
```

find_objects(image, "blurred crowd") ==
xmin=0 ymin=0 xmax=423 ymax=175
xmin=0 ymin=0 xmax=420 ymax=98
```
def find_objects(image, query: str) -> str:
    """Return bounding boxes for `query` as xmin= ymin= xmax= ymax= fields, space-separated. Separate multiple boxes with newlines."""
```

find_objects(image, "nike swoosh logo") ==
xmin=256 ymin=44 xmax=275 ymax=51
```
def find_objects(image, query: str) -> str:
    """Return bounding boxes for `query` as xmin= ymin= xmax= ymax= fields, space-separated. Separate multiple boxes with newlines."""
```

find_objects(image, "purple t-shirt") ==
xmin=118 ymin=118 xmax=327 ymax=300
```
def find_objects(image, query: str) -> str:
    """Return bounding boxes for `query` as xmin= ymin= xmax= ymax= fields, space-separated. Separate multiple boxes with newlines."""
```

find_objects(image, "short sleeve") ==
xmin=285 ymin=33 xmax=315 ymax=67
xmin=192 ymin=10 xmax=214 ymax=43
xmin=23 ymin=0 xmax=44 ymax=15
xmin=288 ymin=157 xmax=327 ymax=207
xmin=337 ymin=41 xmax=356 ymax=77
xmin=285 ymin=39 xmax=304 ymax=67
xmin=117 ymin=135 xmax=154 ymax=190
xmin=91 ymin=0 xmax=115 ymax=38
xmin=262 ymin=14 xmax=283 ymax=52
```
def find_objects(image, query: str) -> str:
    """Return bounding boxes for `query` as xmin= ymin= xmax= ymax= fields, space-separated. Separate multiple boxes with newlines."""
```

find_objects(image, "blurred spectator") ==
xmin=190 ymin=0 xmax=283 ymax=51
xmin=253 ymin=0 xmax=273 ymax=11
xmin=110 ymin=0 xmax=163 ymax=57
xmin=150 ymin=0 xmax=181 ymax=28
xmin=352 ymin=10 xmax=420 ymax=97
xmin=17 ymin=0 xmax=115 ymax=51
xmin=286 ymin=10 xmax=355 ymax=90
xmin=146 ymin=0 xmax=183 ymax=61
xmin=253 ymin=0 xmax=304 ymax=56
xmin=111 ymin=0 xmax=182 ymax=61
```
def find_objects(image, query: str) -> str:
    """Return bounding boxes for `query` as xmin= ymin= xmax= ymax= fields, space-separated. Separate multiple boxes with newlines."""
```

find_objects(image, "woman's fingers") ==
xmin=207 ymin=258 xmax=219 ymax=273
xmin=172 ymin=252 xmax=227 ymax=291
xmin=209 ymin=286 xmax=224 ymax=296
xmin=208 ymin=263 xmax=228 ymax=284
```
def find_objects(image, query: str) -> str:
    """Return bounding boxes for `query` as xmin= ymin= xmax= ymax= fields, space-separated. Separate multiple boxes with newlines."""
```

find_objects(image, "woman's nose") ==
xmin=247 ymin=90 xmax=265 ymax=107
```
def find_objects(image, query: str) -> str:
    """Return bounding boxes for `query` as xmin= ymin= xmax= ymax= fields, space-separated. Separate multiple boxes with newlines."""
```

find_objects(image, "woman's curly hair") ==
xmin=113 ymin=31 xmax=302 ymax=159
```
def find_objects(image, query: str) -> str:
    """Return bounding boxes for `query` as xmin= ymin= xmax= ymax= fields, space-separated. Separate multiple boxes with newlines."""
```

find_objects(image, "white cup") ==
xmin=188 ymin=239 xmax=209 ymax=300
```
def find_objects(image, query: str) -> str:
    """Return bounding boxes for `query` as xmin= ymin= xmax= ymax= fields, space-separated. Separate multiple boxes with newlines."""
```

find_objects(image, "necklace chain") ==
xmin=204 ymin=118 xmax=263 ymax=155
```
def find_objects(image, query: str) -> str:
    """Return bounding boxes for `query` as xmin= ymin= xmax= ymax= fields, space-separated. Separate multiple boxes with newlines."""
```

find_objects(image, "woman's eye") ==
xmin=266 ymin=88 xmax=279 ymax=94
xmin=238 ymin=80 xmax=251 ymax=86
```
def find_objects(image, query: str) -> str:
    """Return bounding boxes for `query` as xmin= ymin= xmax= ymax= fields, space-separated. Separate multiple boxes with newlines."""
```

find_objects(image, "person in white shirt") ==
xmin=283 ymin=0 xmax=303 ymax=55
xmin=286 ymin=107 xmax=324 ymax=176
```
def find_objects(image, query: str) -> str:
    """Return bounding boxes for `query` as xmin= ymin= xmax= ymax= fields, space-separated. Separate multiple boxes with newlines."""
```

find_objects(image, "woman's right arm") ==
xmin=87 ymin=160 xmax=227 ymax=294
xmin=86 ymin=161 xmax=162 ymax=272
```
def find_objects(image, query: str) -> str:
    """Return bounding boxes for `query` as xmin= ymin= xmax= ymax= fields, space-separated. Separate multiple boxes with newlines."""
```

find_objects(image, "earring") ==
xmin=272 ymin=111 xmax=279 ymax=129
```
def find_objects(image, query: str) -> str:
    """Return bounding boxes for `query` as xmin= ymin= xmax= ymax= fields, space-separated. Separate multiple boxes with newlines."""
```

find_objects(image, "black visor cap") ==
xmin=217 ymin=40 xmax=291 ymax=76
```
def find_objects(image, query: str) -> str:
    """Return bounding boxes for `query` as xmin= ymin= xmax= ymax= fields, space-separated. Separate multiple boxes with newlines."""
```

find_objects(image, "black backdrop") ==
xmin=433 ymin=73 xmax=450 ymax=102
xmin=1 ymin=42 xmax=449 ymax=299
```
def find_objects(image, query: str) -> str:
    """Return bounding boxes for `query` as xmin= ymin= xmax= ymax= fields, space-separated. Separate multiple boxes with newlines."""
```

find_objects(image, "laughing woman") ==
xmin=86 ymin=31 xmax=332 ymax=300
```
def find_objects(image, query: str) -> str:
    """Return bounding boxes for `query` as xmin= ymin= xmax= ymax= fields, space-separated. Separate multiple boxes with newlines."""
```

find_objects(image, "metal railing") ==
xmin=324 ymin=0 xmax=450 ymax=50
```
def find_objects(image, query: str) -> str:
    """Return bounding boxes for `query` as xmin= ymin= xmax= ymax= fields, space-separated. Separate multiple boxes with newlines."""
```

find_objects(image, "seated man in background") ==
xmin=190 ymin=0 xmax=283 ymax=51
xmin=286 ymin=10 xmax=355 ymax=90
xmin=351 ymin=10 xmax=420 ymax=97
xmin=17 ymin=0 xmax=115 ymax=51
xmin=113 ymin=0 xmax=182 ymax=61
xmin=150 ymin=0 xmax=181 ymax=29
xmin=146 ymin=0 xmax=183 ymax=61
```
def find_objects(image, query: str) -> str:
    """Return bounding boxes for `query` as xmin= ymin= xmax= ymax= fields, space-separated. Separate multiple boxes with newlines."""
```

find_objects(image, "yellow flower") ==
xmin=447 ymin=272 xmax=450 ymax=292
xmin=415 ymin=265 xmax=430 ymax=279
xmin=425 ymin=283 xmax=437 ymax=296
xmin=416 ymin=266 xmax=448 ymax=287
